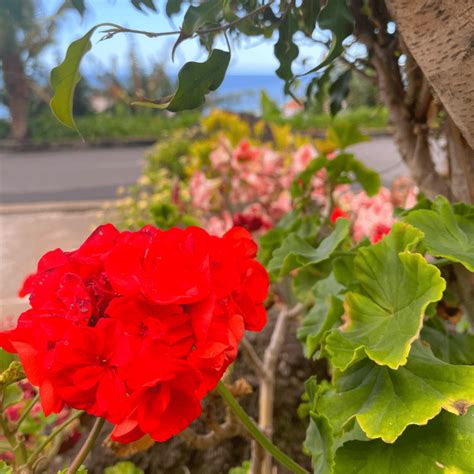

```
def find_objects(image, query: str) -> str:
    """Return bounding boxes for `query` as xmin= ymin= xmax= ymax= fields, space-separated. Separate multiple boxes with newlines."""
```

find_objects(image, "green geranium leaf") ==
xmin=319 ymin=343 xmax=474 ymax=443
xmin=291 ymin=156 xmax=327 ymax=199
xmin=327 ymin=153 xmax=380 ymax=196
xmin=131 ymin=49 xmax=230 ymax=112
xmin=268 ymin=218 xmax=350 ymax=276
xmin=306 ymin=412 xmax=334 ymax=474
xmin=404 ymin=196 xmax=474 ymax=271
xmin=3 ymin=383 xmax=23 ymax=409
xmin=0 ymin=349 xmax=16 ymax=373
xmin=58 ymin=467 xmax=87 ymax=474
xmin=298 ymin=273 xmax=345 ymax=357
xmin=326 ymin=122 xmax=369 ymax=150
xmin=334 ymin=408 xmax=474 ymax=473
xmin=302 ymin=378 xmax=335 ymax=474
xmin=421 ymin=317 xmax=474 ymax=365
xmin=228 ymin=461 xmax=250 ymax=474
xmin=326 ymin=223 xmax=445 ymax=370
xmin=104 ymin=461 xmax=144 ymax=474
xmin=0 ymin=361 xmax=25 ymax=385
xmin=0 ymin=461 xmax=13 ymax=474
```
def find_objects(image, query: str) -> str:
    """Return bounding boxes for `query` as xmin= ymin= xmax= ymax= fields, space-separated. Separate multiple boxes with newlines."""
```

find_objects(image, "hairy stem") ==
xmin=15 ymin=393 xmax=39 ymax=430
xmin=27 ymin=410 xmax=83 ymax=467
xmin=67 ymin=417 xmax=105 ymax=474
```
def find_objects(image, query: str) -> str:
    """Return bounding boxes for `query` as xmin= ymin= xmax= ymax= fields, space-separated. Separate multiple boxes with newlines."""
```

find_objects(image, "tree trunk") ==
xmin=386 ymin=0 xmax=474 ymax=149
xmin=1 ymin=51 xmax=29 ymax=141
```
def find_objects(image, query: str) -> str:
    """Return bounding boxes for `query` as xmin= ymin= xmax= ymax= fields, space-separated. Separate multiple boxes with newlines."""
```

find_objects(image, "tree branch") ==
xmin=251 ymin=303 xmax=304 ymax=474
xmin=100 ymin=1 xmax=275 ymax=41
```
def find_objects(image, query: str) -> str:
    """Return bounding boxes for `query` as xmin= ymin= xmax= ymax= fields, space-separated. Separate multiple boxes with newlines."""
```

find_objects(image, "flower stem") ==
xmin=27 ymin=410 xmax=83 ymax=467
xmin=216 ymin=381 xmax=309 ymax=474
xmin=67 ymin=417 xmax=105 ymax=474
xmin=15 ymin=393 xmax=39 ymax=430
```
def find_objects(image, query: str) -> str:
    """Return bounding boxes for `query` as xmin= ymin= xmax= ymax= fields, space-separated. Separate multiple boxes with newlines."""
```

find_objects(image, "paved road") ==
xmin=0 ymin=138 xmax=407 ymax=204
xmin=0 ymin=146 xmax=148 ymax=204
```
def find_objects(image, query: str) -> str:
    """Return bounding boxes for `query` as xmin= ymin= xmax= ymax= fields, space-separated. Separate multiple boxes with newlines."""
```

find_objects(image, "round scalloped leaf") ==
xmin=404 ymin=196 xmax=474 ymax=272
xmin=325 ymin=223 xmax=445 ymax=370
xmin=318 ymin=343 xmax=474 ymax=443
xmin=334 ymin=408 xmax=474 ymax=474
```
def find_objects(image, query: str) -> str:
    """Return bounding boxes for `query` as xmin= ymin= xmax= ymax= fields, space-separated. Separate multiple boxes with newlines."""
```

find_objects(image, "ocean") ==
xmin=209 ymin=74 xmax=289 ymax=112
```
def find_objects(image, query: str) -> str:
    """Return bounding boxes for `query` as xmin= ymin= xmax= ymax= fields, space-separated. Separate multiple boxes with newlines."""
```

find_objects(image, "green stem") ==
xmin=15 ymin=393 xmax=39 ymax=430
xmin=432 ymin=258 xmax=452 ymax=267
xmin=0 ymin=387 xmax=28 ymax=467
xmin=217 ymin=381 xmax=309 ymax=474
xmin=67 ymin=417 xmax=105 ymax=474
xmin=27 ymin=410 xmax=83 ymax=467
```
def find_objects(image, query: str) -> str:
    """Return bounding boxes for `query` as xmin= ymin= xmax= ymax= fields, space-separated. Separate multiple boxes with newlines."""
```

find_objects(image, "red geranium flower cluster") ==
xmin=0 ymin=225 xmax=268 ymax=443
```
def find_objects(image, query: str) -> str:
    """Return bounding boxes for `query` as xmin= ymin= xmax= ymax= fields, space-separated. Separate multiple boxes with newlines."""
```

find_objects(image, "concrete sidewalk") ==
xmin=0 ymin=210 xmax=101 ymax=318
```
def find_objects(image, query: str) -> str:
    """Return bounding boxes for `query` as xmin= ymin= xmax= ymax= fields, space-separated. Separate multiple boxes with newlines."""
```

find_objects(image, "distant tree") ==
xmin=0 ymin=0 xmax=76 ymax=140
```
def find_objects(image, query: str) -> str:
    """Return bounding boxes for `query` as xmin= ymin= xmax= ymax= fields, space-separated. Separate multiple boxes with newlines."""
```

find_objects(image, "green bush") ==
xmin=0 ymin=110 xmax=199 ymax=142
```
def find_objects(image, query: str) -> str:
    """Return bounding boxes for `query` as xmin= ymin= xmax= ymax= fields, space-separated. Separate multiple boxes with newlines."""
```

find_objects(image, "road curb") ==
xmin=0 ymin=200 xmax=107 ymax=215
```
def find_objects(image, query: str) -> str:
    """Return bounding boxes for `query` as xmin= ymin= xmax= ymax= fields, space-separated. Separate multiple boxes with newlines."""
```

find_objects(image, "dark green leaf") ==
xmin=50 ymin=25 xmax=103 ymax=132
xmin=274 ymin=11 xmax=299 ymax=88
xmin=131 ymin=49 xmax=230 ymax=112
xmin=173 ymin=0 xmax=224 ymax=55
xmin=298 ymin=0 xmax=321 ymax=36
xmin=300 ymin=0 xmax=354 ymax=76
xmin=131 ymin=0 xmax=157 ymax=12
xmin=298 ymin=273 xmax=345 ymax=357
xmin=329 ymin=69 xmax=351 ymax=115
xmin=422 ymin=317 xmax=474 ymax=365
xmin=165 ymin=0 xmax=183 ymax=16
xmin=70 ymin=0 xmax=85 ymax=15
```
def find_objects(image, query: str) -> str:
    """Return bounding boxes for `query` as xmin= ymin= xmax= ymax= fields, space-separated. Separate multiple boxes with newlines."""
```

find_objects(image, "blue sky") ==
xmin=37 ymin=0 xmax=328 ymax=76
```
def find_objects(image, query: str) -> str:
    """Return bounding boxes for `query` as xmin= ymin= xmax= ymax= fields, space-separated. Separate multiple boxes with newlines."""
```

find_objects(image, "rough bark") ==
xmin=1 ymin=51 xmax=29 ymax=141
xmin=386 ymin=0 xmax=474 ymax=149
xmin=351 ymin=0 xmax=454 ymax=200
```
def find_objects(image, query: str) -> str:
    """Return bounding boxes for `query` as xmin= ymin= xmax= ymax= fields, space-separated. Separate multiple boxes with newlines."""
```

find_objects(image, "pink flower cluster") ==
xmin=336 ymin=176 xmax=418 ymax=243
xmin=190 ymin=139 xmax=330 ymax=235
xmin=188 ymin=137 xmax=418 ymax=242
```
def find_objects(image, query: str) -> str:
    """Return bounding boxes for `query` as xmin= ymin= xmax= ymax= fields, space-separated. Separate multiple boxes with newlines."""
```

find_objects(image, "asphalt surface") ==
xmin=0 ymin=146 xmax=148 ymax=204
xmin=0 ymin=138 xmax=408 ymax=204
